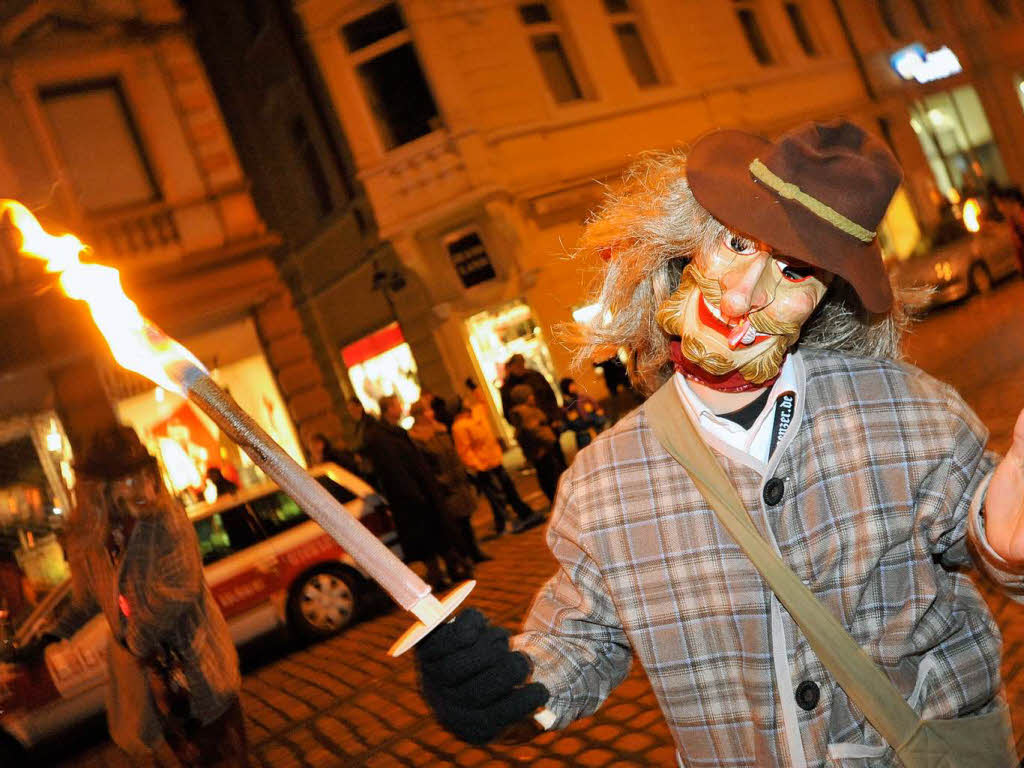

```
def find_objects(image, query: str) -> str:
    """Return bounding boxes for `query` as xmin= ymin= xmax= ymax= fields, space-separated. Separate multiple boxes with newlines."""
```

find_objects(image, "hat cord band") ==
xmin=748 ymin=159 xmax=876 ymax=243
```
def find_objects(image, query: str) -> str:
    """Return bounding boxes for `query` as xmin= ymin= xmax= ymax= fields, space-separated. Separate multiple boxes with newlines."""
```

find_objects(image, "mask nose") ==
xmin=719 ymin=254 xmax=774 ymax=321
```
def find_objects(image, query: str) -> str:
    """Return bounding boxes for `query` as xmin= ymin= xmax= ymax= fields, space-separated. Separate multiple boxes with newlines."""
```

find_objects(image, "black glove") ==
xmin=416 ymin=609 xmax=549 ymax=745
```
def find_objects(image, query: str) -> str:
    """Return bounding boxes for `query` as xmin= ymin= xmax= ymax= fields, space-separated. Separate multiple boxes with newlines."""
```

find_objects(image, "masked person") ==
xmin=413 ymin=122 xmax=1024 ymax=765
xmin=60 ymin=426 xmax=245 ymax=766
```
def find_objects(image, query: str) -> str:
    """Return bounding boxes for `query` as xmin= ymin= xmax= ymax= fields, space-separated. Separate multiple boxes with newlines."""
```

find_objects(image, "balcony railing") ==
xmin=89 ymin=205 xmax=181 ymax=258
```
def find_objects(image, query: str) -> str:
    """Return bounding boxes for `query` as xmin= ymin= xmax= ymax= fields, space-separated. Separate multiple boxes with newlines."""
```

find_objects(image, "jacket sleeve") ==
xmin=123 ymin=505 xmax=204 ymax=659
xmin=927 ymin=385 xmax=1024 ymax=595
xmin=511 ymin=472 xmax=632 ymax=729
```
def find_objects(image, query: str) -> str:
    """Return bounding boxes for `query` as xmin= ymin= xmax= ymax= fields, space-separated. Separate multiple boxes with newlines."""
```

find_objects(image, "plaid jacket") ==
xmin=514 ymin=349 xmax=1012 ymax=767
xmin=66 ymin=492 xmax=240 ymax=730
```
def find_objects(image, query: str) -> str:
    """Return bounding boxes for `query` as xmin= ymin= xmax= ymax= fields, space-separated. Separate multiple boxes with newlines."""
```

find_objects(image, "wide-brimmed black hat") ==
xmin=75 ymin=425 xmax=157 ymax=481
xmin=686 ymin=120 xmax=901 ymax=313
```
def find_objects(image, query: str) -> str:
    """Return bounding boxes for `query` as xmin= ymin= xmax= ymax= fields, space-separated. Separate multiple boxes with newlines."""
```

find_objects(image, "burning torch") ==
xmin=1 ymin=200 xmax=472 ymax=657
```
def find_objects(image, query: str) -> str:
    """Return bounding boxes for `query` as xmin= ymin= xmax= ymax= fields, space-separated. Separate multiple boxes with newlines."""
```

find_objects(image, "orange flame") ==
xmin=2 ymin=199 xmax=206 ymax=394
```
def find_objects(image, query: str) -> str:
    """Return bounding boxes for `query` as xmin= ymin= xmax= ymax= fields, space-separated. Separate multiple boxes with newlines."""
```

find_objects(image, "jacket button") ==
xmin=795 ymin=680 xmax=820 ymax=711
xmin=763 ymin=478 xmax=785 ymax=505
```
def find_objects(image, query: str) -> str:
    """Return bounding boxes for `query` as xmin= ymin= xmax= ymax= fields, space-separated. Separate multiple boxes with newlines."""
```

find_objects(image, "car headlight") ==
xmin=932 ymin=261 xmax=953 ymax=282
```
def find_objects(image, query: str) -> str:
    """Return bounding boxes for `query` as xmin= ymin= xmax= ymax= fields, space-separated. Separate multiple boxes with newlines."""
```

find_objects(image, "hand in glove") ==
xmin=416 ymin=608 xmax=549 ymax=744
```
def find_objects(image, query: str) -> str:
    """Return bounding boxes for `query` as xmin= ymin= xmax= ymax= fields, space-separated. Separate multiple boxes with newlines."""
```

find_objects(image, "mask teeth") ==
xmin=728 ymin=318 xmax=752 ymax=349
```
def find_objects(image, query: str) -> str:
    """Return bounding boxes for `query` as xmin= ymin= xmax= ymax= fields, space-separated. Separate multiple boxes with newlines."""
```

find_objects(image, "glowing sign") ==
xmin=890 ymin=44 xmax=962 ymax=84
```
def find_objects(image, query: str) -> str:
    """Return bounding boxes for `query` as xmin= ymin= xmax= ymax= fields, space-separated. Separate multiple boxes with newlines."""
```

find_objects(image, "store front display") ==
xmin=0 ymin=414 xmax=73 ymax=614
xmin=116 ymin=318 xmax=305 ymax=505
xmin=342 ymin=322 xmax=421 ymax=425
xmin=465 ymin=299 xmax=559 ymax=441
xmin=908 ymin=85 xmax=1010 ymax=202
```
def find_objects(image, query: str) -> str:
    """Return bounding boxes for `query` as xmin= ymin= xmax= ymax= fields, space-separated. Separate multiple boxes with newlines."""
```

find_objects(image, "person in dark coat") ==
xmin=408 ymin=398 xmax=489 ymax=564
xmin=308 ymin=432 xmax=367 ymax=478
xmin=499 ymin=355 xmax=562 ymax=428
xmin=363 ymin=395 xmax=470 ymax=589
xmin=507 ymin=384 xmax=566 ymax=503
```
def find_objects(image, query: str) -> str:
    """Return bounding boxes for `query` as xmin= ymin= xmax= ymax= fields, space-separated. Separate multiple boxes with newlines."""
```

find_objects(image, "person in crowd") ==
xmin=308 ymin=431 xmax=365 ymax=478
xmin=452 ymin=384 xmax=538 ymax=536
xmin=991 ymin=185 xmax=1024 ymax=273
xmin=558 ymin=377 xmax=606 ymax=450
xmin=61 ymin=426 xmax=245 ymax=767
xmin=421 ymin=389 xmax=457 ymax=433
xmin=507 ymin=384 xmax=566 ymax=504
xmin=413 ymin=121 xmax=1024 ymax=764
xmin=363 ymin=395 xmax=471 ymax=589
xmin=408 ymin=399 xmax=490 ymax=564
xmin=346 ymin=397 xmax=376 ymax=454
xmin=499 ymin=355 xmax=562 ymax=429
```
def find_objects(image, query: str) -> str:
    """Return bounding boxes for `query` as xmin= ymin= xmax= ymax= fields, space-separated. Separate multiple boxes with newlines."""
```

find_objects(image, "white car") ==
xmin=0 ymin=463 xmax=398 ymax=760
xmin=889 ymin=217 xmax=1020 ymax=308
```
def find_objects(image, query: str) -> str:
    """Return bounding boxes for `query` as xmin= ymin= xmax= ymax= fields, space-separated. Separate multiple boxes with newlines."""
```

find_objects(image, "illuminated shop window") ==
xmin=878 ymin=187 xmax=922 ymax=263
xmin=733 ymin=2 xmax=774 ymax=66
xmin=0 ymin=415 xmax=74 ymax=613
xmin=602 ymin=0 xmax=662 ymax=87
xmin=907 ymin=85 xmax=1010 ymax=201
xmin=784 ymin=2 xmax=818 ymax=57
xmin=39 ymin=78 xmax=159 ymax=212
xmin=1015 ymin=74 xmax=1024 ymax=114
xmin=519 ymin=2 xmax=589 ymax=103
xmin=465 ymin=300 xmax=560 ymax=442
xmin=341 ymin=3 xmax=440 ymax=149
xmin=342 ymin=322 xmax=421 ymax=428
xmin=116 ymin=319 xmax=306 ymax=504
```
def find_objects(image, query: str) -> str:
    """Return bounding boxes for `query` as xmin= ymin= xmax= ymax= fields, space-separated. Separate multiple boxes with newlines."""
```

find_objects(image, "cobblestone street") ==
xmin=59 ymin=281 xmax=1024 ymax=768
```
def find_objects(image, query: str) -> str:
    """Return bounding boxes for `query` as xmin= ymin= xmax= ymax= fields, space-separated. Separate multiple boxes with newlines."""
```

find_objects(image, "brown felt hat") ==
xmin=686 ymin=120 xmax=901 ymax=313
xmin=76 ymin=425 xmax=157 ymax=481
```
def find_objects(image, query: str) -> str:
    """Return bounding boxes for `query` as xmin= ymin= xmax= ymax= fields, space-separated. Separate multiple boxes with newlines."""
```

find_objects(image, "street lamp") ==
xmin=371 ymin=258 xmax=406 ymax=319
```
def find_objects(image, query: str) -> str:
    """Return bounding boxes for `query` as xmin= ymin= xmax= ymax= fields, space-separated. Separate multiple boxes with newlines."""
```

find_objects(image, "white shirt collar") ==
xmin=673 ymin=353 xmax=799 ymax=461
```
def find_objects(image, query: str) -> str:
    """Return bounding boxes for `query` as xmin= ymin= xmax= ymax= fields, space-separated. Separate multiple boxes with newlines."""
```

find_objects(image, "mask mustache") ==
xmin=684 ymin=264 xmax=803 ymax=337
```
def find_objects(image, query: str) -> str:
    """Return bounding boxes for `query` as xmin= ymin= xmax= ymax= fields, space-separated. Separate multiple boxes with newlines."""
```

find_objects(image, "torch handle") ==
xmin=182 ymin=369 xmax=432 ymax=611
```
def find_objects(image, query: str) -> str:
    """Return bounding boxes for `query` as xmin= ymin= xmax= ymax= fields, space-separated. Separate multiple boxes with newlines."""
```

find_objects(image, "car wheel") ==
xmin=286 ymin=566 xmax=359 ymax=640
xmin=970 ymin=262 xmax=993 ymax=294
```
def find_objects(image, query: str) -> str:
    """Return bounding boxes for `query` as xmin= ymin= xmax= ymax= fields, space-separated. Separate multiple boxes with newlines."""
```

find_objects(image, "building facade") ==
xmin=182 ymin=0 xmax=452 ymax=448
xmin=295 ymin=0 xmax=945 ymax=436
xmin=0 ymin=0 xmax=329 ymax=588
xmin=834 ymin=0 xmax=1024 ymax=239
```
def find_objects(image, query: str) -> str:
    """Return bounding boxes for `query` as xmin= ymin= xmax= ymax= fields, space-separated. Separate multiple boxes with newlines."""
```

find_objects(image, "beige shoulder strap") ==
xmin=644 ymin=381 xmax=921 ymax=752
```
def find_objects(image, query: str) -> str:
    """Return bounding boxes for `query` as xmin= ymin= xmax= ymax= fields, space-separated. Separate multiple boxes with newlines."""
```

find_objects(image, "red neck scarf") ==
xmin=669 ymin=339 xmax=781 ymax=393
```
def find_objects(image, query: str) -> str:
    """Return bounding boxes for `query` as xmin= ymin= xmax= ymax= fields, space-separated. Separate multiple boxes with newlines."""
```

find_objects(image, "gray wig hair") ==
xmin=569 ymin=151 xmax=911 ymax=395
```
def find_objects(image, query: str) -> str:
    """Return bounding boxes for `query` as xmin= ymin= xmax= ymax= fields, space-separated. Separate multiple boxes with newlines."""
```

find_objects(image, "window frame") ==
xmin=783 ymin=1 xmax=819 ymax=58
xmin=876 ymin=0 xmax=903 ymax=39
xmin=339 ymin=2 xmax=442 ymax=150
xmin=601 ymin=0 xmax=666 ymax=88
xmin=38 ymin=76 xmax=161 ymax=213
xmin=518 ymin=1 xmax=593 ymax=104
xmin=732 ymin=1 xmax=776 ymax=66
